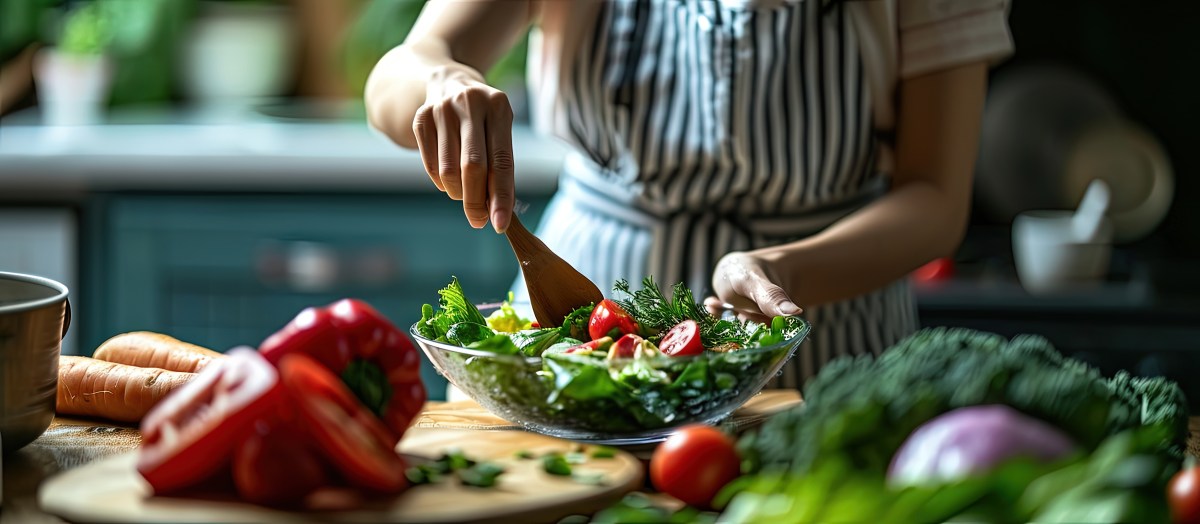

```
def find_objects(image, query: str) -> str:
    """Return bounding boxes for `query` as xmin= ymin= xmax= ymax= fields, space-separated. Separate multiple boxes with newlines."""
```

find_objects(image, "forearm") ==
xmin=364 ymin=0 xmax=532 ymax=149
xmin=759 ymin=180 xmax=968 ymax=307
xmin=757 ymin=63 xmax=988 ymax=308
xmin=365 ymin=42 xmax=484 ymax=149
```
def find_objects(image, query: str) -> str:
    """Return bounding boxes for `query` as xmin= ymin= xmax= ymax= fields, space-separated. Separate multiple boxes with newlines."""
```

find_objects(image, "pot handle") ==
xmin=62 ymin=298 xmax=72 ymax=339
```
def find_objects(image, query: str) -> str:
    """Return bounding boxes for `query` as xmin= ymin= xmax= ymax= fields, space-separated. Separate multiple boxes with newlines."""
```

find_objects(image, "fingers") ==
xmin=433 ymin=105 xmax=463 ymax=200
xmin=412 ymin=105 xmax=444 ymax=191
xmin=459 ymin=102 xmax=489 ymax=229
xmin=703 ymin=296 xmax=725 ymax=317
xmin=713 ymin=253 xmax=803 ymax=321
xmin=487 ymin=93 xmax=516 ymax=233
xmin=753 ymin=283 xmax=803 ymax=317
xmin=416 ymin=82 xmax=517 ymax=231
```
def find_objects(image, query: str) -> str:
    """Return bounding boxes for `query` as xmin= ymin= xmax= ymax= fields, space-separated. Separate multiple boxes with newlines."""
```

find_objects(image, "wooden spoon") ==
xmin=504 ymin=215 xmax=603 ymax=327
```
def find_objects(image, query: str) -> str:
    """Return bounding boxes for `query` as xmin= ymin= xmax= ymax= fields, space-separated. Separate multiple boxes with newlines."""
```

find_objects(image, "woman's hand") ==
xmin=705 ymin=252 xmax=803 ymax=323
xmin=412 ymin=65 xmax=516 ymax=233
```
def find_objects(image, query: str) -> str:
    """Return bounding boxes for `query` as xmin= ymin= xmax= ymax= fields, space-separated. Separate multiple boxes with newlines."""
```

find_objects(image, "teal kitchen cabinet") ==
xmin=83 ymin=193 xmax=549 ymax=400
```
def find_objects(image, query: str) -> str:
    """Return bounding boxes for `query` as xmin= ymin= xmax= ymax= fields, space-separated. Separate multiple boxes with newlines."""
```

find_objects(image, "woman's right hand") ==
xmin=412 ymin=66 xmax=516 ymax=233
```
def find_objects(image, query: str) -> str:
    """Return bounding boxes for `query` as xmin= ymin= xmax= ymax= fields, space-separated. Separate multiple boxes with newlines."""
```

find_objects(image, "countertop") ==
xmin=0 ymin=103 xmax=570 ymax=197
xmin=0 ymin=392 xmax=801 ymax=523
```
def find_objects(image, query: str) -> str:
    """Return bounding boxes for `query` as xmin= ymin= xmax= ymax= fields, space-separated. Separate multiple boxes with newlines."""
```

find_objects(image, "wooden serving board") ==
xmin=38 ymin=427 xmax=643 ymax=524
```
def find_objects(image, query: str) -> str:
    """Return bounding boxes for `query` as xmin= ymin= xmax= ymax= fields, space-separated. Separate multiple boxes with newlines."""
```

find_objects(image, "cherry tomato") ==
xmin=233 ymin=418 xmax=328 ymax=507
xmin=278 ymin=353 xmax=408 ymax=494
xmin=588 ymin=299 xmax=639 ymax=341
xmin=610 ymin=334 xmax=643 ymax=359
xmin=138 ymin=348 xmax=285 ymax=494
xmin=1169 ymin=466 xmax=1200 ymax=524
xmin=659 ymin=320 xmax=703 ymax=357
xmin=650 ymin=425 xmax=741 ymax=508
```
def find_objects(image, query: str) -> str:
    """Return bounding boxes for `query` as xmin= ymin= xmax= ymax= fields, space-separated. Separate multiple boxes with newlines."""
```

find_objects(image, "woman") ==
xmin=366 ymin=0 xmax=1013 ymax=386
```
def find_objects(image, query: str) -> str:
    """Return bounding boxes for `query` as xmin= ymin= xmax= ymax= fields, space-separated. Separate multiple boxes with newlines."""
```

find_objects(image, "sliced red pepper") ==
xmin=279 ymin=353 xmax=408 ymax=494
xmin=233 ymin=416 xmax=328 ymax=507
xmin=138 ymin=348 xmax=285 ymax=494
xmin=259 ymin=299 xmax=426 ymax=443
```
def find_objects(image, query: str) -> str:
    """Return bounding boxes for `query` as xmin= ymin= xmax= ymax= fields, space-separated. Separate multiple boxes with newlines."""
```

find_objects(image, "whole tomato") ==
xmin=650 ymin=425 xmax=741 ymax=508
xmin=1169 ymin=465 xmax=1200 ymax=524
xmin=588 ymin=299 xmax=639 ymax=341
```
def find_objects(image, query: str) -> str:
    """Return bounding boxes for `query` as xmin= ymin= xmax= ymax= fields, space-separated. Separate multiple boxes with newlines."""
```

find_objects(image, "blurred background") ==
xmin=0 ymin=0 xmax=1196 ymax=402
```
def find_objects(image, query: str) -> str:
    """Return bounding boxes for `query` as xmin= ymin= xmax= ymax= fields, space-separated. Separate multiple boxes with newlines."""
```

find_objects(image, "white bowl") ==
xmin=1012 ymin=211 xmax=1113 ymax=294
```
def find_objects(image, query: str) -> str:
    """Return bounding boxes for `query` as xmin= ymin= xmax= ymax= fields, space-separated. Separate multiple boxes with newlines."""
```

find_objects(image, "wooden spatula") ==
xmin=504 ymin=215 xmax=603 ymax=327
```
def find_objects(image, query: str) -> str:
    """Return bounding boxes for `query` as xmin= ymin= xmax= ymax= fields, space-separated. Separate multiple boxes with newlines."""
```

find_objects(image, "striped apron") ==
xmin=513 ymin=0 xmax=918 ymax=387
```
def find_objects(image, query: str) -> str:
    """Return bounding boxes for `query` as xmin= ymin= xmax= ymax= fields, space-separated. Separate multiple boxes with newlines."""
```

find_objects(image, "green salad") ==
xmin=413 ymin=277 xmax=809 ymax=435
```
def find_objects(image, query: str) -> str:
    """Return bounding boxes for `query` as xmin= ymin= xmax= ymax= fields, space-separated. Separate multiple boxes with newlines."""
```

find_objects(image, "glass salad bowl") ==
xmin=410 ymin=307 xmax=810 ymax=445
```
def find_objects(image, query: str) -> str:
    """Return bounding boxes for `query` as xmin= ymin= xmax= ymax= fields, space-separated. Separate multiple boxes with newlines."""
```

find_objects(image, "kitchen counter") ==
xmin=0 ymin=392 xmax=800 ymax=523
xmin=0 ymin=103 xmax=569 ymax=197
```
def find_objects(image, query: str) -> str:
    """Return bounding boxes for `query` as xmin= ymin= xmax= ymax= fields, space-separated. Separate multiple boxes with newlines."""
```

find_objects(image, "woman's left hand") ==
xmin=706 ymin=252 xmax=802 ymax=323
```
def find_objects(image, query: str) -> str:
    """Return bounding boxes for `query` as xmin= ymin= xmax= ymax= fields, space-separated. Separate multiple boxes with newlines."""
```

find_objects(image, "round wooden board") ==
xmin=38 ymin=428 xmax=644 ymax=524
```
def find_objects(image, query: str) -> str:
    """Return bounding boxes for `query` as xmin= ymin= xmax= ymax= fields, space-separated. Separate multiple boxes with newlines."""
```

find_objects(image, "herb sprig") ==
xmin=613 ymin=277 xmax=748 ymax=347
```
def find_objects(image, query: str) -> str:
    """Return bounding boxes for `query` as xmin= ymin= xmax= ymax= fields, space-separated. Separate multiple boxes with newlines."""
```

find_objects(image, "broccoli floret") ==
xmin=1107 ymin=370 xmax=1190 ymax=457
xmin=741 ymin=328 xmax=1191 ymax=476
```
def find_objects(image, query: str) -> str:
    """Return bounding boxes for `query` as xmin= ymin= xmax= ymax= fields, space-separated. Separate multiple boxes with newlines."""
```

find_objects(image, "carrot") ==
xmin=93 ymin=331 xmax=226 ymax=373
xmin=56 ymin=356 xmax=196 ymax=423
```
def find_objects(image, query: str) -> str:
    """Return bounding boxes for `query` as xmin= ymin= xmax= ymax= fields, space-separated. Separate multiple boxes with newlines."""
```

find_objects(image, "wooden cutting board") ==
xmin=38 ymin=427 xmax=643 ymax=524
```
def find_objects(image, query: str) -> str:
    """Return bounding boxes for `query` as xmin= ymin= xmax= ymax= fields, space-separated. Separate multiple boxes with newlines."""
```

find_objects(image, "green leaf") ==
xmin=460 ymin=462 xmax=506 ymax=488
xmin=446 ymin=322 xmax=495 ymax=346
xmin=542 ymin=453 xmax=572 ymax=476
xmin=466 ymin=335 xmax=520 ymax=355
xmin=559 ymin=304 xmax=595 ymax=341
xmin=510 ymin=328 xmax=563 ymax=357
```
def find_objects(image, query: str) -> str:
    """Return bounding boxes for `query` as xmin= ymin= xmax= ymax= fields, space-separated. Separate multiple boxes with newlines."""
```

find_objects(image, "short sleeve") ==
xmin=898 ymin=0 xmax=1014 ymax=78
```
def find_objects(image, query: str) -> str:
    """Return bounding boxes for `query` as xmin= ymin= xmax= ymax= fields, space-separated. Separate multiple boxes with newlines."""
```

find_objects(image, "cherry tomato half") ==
xmin=138 ymin=348 xmax=285 ymax=494
xmin=1169 ymin=465 xmax=1200 ymax=524
xmin=588 ymin=299 xmax=640 ymax=341
xmin=659 ymin=320 xmax=703 ymax=357
xmin=610 ymin=334 xmax=643 ymax=359
xmin=650 ymin=425 xmax=741 ymax=508
xmin=278 ymin=353 xmax=408 ymax=494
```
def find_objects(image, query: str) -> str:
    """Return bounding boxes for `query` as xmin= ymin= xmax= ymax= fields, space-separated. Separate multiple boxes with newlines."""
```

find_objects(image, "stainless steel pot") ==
xmin=0 ymin=271 xmax=70 ymax=455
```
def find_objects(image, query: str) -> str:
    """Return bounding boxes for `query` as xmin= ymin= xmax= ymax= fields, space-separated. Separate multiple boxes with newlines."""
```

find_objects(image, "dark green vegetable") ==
xmin=1107 ymin=370 xmax=1191 ymax=457
xmin=720 ymin=426 xmax=1181 ymax=524
xmin=559 ymin=304 xmax=595 ymax=341
xmin=405 ymin=449 xmax=506 ymax=488
xmin=459 ymin=462 xmax=506 ymax=488
xmin=543 ymin=453 xmax=573 ymax=476
xmin=585 ymin=494 xmax=718 ymax=524
xmin=446 ymin=322 xmax=495 ymax=346
xmin=466 ymin=334 xmax=520 ymax=355
xmin=739 ymin=328 xmax=1190 ymax=476
xmin=417 ymin=277 xmax=489 ymax=341
xmin=510 ymin=328 xmax=563 ymax=357
xmin=591 ymin=446 xmax=617 ymax=459
xmin=613 ymin=277 xmax=748 ymax=347
xmin=514 ymin=450 xmax=535 ymax=460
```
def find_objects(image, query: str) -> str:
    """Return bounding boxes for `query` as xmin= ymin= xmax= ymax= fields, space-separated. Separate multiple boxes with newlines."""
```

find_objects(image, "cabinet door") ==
xmin=86 ymin=194 xmax=549 ymax=400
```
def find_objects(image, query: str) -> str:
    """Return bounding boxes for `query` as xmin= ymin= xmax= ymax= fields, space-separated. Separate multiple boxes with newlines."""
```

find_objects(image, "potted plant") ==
xmin=179 ymin=0 xmax=295 ymax=107
xmin=33 ymin=2 xmax=114 ymax=126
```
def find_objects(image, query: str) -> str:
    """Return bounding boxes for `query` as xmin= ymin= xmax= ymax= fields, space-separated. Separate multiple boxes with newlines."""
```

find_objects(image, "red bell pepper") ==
xmin=138 ymin=348 xmax=286 ymax=494
xmin=258 ymin=298 xmax=426 ymax=444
